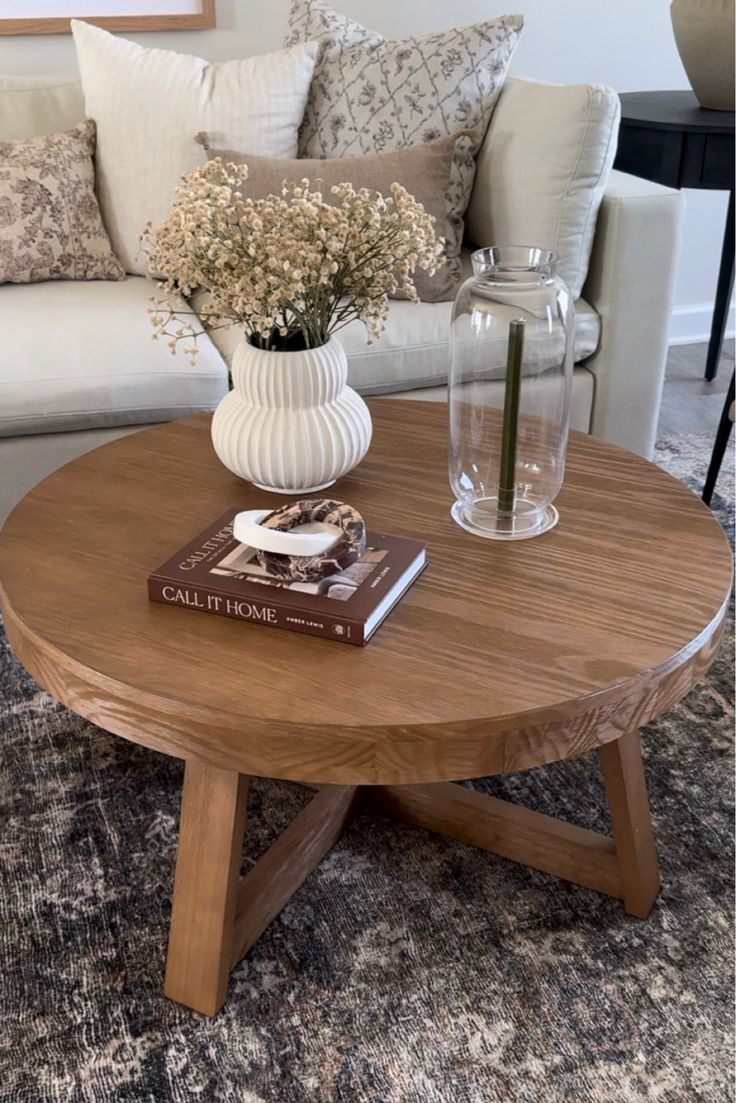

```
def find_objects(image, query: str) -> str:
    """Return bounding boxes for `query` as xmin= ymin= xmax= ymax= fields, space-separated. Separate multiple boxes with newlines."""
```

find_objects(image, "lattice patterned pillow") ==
xmin=285 ymin=0 xmax=523 ymax=289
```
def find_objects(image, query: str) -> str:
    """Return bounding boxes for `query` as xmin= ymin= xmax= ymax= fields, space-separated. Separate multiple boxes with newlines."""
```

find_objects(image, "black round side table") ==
xmin=614 ymin=90 xmax=735 ymax=382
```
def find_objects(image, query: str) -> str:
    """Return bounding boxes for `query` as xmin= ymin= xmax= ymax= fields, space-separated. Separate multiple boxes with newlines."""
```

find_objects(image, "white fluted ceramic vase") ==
xmin=211 ymin=336 xmax=372 ymax=493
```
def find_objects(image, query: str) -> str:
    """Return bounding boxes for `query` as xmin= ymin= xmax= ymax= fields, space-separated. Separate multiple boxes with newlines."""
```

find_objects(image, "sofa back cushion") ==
xmin=0 ymin=74 xmax=84 ymax=140
xmin=466 ymin=77 xmax=620 ymax=300
xmin=71 ymin=20 xmax=319 ymax=276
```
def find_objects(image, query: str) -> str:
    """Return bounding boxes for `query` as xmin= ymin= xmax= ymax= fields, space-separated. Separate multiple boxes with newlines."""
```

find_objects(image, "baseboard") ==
xmin=669 ymin=302 xmax=736 ymax=347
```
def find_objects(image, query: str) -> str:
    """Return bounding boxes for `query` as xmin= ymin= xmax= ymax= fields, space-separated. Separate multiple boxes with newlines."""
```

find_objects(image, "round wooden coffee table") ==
xmin=0 ymin=401 xmax=731 ymax=1016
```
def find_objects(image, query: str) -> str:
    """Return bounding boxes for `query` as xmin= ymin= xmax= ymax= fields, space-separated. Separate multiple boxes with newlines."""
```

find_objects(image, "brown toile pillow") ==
xmin=199 ymin=132 xmax=478 ymax=303
xmin=0 ymin=119 xmax=125 ymax=284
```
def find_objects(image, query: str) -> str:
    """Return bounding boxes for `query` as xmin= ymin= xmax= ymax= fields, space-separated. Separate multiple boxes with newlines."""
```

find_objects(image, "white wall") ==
xmin=0 ymin=0 xmax=731 ymax=343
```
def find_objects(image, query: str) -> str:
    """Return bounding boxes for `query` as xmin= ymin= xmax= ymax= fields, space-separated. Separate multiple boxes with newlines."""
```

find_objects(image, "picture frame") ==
xmin=0 ymin=0 xmax=215 ymax=35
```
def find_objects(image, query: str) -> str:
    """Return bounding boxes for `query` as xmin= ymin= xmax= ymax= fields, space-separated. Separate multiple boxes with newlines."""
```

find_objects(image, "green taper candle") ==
xmin=498 ymin=318 xmax=525 ymax=514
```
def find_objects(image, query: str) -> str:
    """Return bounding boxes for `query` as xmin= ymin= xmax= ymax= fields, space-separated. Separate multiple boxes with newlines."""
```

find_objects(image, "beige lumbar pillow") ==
xmin=0 ymin=119 xmax=124 ymax=285
xmin=71 ymin=20 xmax=319 ymax=276
xmin=200 ymin=133 xmax=475 ymax=302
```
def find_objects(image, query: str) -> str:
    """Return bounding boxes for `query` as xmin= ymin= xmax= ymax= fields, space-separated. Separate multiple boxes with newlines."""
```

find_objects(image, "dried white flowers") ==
xmin=141 ymin=159 xmax=443 ymax=360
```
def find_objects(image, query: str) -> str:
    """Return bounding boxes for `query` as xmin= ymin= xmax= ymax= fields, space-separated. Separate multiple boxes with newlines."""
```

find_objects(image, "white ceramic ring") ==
xmin=233 ymin=509 xmax=341 ymax=556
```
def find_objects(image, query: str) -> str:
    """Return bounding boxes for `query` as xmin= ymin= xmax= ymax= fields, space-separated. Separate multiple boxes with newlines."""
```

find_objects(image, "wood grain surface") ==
xmin=164 ymin=760 xmax=249 ymax=1016
xmin=599 ymin=731 xmax=662 ymax=918
xmin=371 ymin=782 xmax=624 ymax=899
xmin=0 ymin=402 xmax=731 ymax=785
xmin=165 ymin=774 xmax=362 ymax=1016
xmin=231 ymin=785 xmax=363 ymax=970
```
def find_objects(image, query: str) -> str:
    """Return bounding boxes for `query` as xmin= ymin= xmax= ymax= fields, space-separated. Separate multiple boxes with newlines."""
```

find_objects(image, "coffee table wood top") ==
xmin=0 ymin=401 xmax=731 ymax=785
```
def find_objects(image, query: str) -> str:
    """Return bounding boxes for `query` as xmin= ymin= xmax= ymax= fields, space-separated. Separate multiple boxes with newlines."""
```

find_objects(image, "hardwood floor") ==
xmin=658 ymin=339 xmax=734 ymax=437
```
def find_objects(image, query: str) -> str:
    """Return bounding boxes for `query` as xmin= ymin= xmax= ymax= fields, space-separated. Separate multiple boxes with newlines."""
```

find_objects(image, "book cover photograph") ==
xmin=212 ymin=540 xmax=388 ymax=601
xmin=148 ymin=508 xmax=426 ymax=645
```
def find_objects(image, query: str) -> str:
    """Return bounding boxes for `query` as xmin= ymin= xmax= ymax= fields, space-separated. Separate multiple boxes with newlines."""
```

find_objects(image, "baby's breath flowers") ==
xmin=141 ymin=158 xmax=443 ymax=360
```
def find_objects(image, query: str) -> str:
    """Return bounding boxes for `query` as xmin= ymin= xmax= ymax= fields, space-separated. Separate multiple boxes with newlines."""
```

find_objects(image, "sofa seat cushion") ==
xmin=190 ymin=290 xmax=600 ymax=396
xmin=0 ymin=277 xmax=228 ymax=437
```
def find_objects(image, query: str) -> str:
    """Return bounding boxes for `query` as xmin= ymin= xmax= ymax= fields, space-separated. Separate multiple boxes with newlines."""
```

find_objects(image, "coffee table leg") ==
xmin=599 ymin=730 xmax=661 ymax=918
xmin=164 ymin=759 xmax=250 ymax=1016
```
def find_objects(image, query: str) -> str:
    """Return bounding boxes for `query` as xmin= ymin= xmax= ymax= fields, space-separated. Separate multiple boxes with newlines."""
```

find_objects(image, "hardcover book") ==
xmin=147 ymin=509 xmax=427 ymax=646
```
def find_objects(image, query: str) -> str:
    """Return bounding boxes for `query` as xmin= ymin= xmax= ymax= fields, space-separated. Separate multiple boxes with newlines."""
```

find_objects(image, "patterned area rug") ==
xmin=0 ymin=435 xmax=733 ymax=1103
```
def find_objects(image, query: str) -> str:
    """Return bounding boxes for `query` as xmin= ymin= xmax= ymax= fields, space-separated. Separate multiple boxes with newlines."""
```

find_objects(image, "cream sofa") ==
xmin=0 ymin=72 xmax=684 ymax=524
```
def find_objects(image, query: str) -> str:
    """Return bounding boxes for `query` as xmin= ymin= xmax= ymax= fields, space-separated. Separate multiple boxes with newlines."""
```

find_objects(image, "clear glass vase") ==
xmin=449 ymin=246 xmax=574 ymax=540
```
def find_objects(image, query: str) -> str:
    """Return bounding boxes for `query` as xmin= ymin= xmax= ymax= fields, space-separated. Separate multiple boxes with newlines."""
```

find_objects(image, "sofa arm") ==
xmin=582 ymin=169 xmax=684 ymax=458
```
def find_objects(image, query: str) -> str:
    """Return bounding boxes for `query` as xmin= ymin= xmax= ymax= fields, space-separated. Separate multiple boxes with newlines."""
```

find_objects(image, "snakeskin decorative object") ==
xmin=256 ymin=499 xmax=367 ymax=581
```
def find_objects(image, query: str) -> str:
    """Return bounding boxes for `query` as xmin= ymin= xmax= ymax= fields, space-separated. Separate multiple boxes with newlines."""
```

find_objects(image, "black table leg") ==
xmin=705 ymin=190 xmax=735 ymax=382
xmin=702 ymin=370 xmax=735 ymax=505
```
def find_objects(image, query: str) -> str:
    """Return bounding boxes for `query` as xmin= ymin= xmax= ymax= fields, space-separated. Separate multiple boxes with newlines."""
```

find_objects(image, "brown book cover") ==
xmin=147 ymin=508 xmax=427 ymax=646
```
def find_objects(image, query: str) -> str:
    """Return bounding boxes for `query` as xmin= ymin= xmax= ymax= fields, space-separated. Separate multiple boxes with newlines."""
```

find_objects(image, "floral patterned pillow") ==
xmin=0 ymin=119 xmax=124 ymax=284
xmin=285 ymin=0 xmax=523 ymax=288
